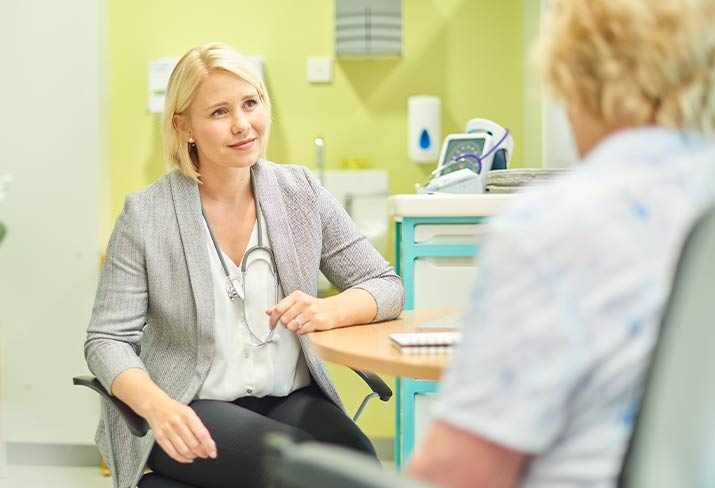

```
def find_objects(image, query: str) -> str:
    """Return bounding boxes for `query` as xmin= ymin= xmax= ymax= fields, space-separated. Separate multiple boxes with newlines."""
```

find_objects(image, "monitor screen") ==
xmin=440 ymin=137 xmax=487 ymax=175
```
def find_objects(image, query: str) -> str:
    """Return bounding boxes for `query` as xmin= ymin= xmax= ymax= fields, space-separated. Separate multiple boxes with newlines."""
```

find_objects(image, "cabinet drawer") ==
xmin=414 ymin=392 xmax=439 ymax=452
xmin=414 ymin=257 xmax=477 ymax=309
xmin=413 ymin=223 xmax=488 ymax=244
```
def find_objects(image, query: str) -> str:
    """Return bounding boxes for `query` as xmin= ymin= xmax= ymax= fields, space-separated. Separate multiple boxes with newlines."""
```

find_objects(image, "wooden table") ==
xmin=308 ymin=308 xmax=459 ymax=381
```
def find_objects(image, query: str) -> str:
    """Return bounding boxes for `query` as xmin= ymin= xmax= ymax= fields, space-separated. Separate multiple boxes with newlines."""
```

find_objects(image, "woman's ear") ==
xmin=173 ymin=114 xmax=190 ymax=138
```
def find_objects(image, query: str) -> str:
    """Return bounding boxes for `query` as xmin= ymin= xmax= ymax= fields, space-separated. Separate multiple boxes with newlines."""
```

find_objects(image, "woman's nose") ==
xmin=231 ymin=113 xmax=249 ymax=134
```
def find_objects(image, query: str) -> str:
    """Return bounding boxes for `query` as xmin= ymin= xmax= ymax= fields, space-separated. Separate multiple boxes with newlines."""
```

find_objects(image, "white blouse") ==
xmin=197 ymin=209 xmax=310 ymax=400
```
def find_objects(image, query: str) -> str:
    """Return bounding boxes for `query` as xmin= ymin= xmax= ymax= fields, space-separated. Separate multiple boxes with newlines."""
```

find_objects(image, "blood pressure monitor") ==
xmin=437 ymin=134 xmax=488 ymax=176
xmin=418 ymin=118 xmax=513 ymax=194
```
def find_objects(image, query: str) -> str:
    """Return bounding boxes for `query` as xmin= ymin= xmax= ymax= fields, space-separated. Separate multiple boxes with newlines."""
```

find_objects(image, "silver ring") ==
xmin=293 ymin=317 xmax=302 ymax=328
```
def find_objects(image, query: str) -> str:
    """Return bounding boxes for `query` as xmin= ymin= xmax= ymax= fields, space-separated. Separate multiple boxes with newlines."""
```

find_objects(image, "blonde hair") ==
xmin=162 ymin=42 xmax=271 ymax=182
xmin=535 ymin=0 xmax=715 ymax=135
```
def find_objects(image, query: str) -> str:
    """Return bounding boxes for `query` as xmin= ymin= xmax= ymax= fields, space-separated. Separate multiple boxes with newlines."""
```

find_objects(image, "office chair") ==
xmin=73 ymin=369 xmax=392 ymax=487
xmin=617 ymin=205 xmax=715 ymax=488
xmin=265 ymin=433 xmax=432 ymax=488
xmin=266 ymin=207 xmax=715 ymax=488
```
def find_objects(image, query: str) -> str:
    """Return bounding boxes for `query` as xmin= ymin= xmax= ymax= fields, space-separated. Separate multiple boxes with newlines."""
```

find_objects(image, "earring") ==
xmin=188 ymin=137 xmax=196 ymax=146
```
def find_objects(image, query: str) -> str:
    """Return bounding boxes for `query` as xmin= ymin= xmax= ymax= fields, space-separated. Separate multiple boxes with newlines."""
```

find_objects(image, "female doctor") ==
xmin=85 ymin=42 xmax=404 ymax=488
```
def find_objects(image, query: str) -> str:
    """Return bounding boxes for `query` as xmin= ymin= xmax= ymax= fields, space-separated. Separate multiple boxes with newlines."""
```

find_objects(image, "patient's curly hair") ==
xmin=535 ymin=0 xmax=715 ymax=135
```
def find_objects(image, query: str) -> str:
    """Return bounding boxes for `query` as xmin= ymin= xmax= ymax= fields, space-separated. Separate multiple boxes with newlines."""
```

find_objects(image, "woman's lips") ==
xmin=229 ymin=137 xmax=256 ymax=149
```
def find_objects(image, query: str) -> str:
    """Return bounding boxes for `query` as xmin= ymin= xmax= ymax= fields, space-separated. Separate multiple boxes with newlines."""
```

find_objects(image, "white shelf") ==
xmin=388 ymin=194 xmax=515 ymax=218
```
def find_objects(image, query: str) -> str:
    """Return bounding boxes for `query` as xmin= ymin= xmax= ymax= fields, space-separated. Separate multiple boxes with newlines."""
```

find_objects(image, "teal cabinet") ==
xmin=389 ymin=194 xmax=513 ymax=466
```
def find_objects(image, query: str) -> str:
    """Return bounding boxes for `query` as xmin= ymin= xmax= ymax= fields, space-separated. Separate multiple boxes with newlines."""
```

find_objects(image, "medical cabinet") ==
xmin=388 ymin=193 xmax=514 ymax=465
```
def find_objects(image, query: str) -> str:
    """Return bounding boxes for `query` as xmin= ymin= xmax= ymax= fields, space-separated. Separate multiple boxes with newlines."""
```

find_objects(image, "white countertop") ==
xmin=388 ymin=193 xmax=515 ymax=217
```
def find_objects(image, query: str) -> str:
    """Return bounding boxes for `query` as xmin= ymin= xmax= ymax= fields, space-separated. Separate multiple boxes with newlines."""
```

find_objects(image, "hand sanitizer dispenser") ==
xmin=408 ymin=96 xmax=441 ymax=163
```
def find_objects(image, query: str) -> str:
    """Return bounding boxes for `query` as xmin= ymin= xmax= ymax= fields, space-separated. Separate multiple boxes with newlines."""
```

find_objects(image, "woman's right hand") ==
xmin=145 ymin=395 xmax=217 ymax=463
xmin=110 ymin=368 xmax=217 ymax=464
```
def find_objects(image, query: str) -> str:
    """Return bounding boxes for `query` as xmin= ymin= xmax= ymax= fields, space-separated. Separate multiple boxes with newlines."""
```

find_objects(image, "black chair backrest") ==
xmin=619 ymin=206 xmax=715 ymax=487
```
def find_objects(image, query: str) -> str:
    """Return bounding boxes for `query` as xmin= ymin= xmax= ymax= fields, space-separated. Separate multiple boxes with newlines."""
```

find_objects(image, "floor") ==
xmin=0 ymin=462 xmax=396 ymax=487
xmin=0 ymin=465 xmax=113 ymax=488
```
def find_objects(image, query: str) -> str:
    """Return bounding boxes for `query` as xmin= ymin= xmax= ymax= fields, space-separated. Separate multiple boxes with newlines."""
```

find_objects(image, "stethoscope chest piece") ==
xmin=226 ymin=277 xmax=244 ymax=301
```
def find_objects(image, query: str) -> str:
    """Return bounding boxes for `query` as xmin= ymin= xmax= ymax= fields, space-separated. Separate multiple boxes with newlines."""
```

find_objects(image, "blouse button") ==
xmin=246 ymin=388 xmax=253 ymax=394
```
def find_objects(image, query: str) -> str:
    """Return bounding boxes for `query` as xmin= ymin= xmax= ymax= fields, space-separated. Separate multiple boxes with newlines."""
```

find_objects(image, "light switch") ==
xmin=307 ymin=56 xmax=333 ymax=83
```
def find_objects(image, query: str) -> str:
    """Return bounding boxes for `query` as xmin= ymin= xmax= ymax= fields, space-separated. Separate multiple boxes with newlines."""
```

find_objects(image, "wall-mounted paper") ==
xmin=148 ymin=57 xmax=179 ymax=113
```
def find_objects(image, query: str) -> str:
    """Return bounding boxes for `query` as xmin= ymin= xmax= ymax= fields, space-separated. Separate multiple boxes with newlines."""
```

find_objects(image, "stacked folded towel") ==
xmin=486 ymin=168 xmax=570 ymax=193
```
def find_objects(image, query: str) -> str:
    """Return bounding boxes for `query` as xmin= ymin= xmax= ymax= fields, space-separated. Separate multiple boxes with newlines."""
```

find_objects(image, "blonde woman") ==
xmin=85 ymin=42 xmax=403 ymax=488
xmin=408 ymin=1 xmax=715 ymax=487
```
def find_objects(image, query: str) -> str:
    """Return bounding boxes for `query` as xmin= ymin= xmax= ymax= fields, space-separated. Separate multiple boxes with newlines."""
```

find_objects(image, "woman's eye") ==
xmin=212 ymin=108 xmax=227 ymax=116
xmin=244 ymin=99 xmax=258 ymax=109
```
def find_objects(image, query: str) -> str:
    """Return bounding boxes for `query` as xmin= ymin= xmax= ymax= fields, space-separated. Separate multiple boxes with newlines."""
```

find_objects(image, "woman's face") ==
xmin=182 ymin=72 xmax=268 ymax=172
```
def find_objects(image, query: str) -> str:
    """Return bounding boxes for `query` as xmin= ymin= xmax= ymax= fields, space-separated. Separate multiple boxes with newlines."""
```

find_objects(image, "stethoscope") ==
xmin=200 ymin=167 xmax=279 ymax=348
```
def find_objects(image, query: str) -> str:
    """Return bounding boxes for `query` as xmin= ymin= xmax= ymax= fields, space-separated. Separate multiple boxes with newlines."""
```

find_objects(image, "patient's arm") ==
xmin=408 ymin=419 xmax=528 ymax=488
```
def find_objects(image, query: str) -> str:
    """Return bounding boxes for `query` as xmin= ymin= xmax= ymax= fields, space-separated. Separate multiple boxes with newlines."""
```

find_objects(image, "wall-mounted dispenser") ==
xmin=408 ymin=95 xmax=441 ymax=163
xmin=335 ymin=0 xmax=402 ymax=57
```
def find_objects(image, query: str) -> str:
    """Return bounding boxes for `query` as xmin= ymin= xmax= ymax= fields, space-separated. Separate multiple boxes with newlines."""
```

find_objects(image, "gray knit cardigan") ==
xmin=85 ymin=161 xmax=404 ymax=487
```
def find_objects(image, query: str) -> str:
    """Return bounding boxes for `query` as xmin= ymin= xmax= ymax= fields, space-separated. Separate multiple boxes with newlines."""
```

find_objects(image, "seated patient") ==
xmin=85 ymin=42 xmax=404 ymax=488
xmin=409 ymin=1 xmax=715 ymax=487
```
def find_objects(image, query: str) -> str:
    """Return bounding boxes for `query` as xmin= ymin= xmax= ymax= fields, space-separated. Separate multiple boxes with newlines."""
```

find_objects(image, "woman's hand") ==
xmin=111 ymin=368 xmax=217 ymax=464
xmin=144 ymin=395 xmax=217 ymax=464
xmin=266 ymin=288 xmax=378 ymax=335
xmin=266 ymin=290 xmax=341 ymax=335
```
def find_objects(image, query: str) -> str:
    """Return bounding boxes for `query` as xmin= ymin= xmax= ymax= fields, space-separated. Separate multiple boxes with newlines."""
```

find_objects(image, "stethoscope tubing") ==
xmin=200 ymin=166 xmax=279 ymax=347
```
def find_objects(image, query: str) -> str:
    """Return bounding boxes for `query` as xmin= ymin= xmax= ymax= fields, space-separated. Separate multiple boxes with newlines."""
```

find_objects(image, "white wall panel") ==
xmin=0 ymin=0 xmax=107 ymax=447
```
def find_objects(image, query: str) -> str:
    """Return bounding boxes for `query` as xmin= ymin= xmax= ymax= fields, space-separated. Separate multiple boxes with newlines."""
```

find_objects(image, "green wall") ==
xmin=109 ymin=0 xmax=524 ymax=439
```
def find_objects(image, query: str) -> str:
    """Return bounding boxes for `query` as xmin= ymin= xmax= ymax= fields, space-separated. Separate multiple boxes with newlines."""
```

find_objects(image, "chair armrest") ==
xmin=350 ymin=369 xmax=393 ymax=401
xmin=73 ymin=375 xmax=149 ymax=437
xmin=265 ymin=433 xmax=433 ymax=488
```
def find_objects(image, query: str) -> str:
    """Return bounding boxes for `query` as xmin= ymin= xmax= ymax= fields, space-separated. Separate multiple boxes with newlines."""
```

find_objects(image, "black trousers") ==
xmin=146 ymin=383 xmax=376 ymax=488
